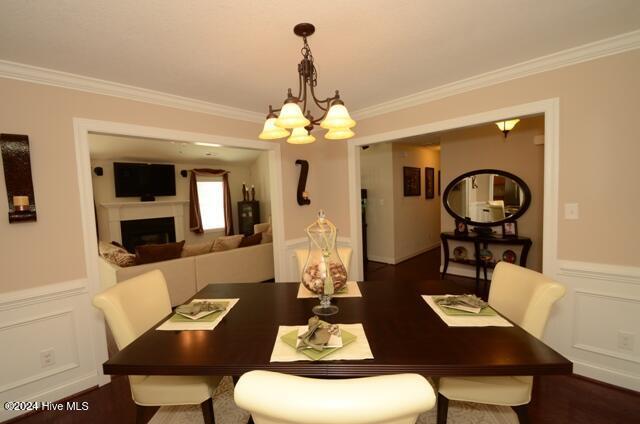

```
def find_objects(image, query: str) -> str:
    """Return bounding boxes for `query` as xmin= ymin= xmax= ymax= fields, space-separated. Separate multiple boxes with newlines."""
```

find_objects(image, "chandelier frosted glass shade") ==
xmin=275 ymin=102 xmax=310 ymax=129
xmin=287 ymin=127 xmax=316 ymax=144
xmin=320 ymin=103 xmax=356 ymax=129
xmin=325 ymin=127 xmax=355 ymax=140
xmin=258 ymin=118 xmax=290 ymax=140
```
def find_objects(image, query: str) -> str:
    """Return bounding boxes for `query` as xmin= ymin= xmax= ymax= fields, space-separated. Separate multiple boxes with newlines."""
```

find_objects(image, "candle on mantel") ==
xmin=13 ymin=195 xmax=29 ymax=211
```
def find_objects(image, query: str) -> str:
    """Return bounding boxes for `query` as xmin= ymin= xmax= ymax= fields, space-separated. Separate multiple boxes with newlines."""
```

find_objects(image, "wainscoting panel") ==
xmin=0 ymin=279 xmax=101 ymax=421
xmin=548 ymin=260 xmax=640 ymax=391
xmin=283 ymin=237 xmax=353 ymax=282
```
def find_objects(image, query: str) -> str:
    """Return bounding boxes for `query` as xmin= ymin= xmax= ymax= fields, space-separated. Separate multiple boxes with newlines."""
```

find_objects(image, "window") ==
xmin=196 ymin=178 xmax=225 ymax=231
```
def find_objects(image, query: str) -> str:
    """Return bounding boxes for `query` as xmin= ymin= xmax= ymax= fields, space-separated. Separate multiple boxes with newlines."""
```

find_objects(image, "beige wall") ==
xmin=357 ymin=50 xmax=640 ymax=267
xmin=279 ymin=141 xmax=351 ymax=240
xmin=90 ymin=158 xmax=254 ymax=242
xmin=2 ymin=49 xmax=638 ymax=295
xmin=0 ymin=78 xmax=260 ymax=293
xmin=392 ymin=143 xmax=441 ymax=262
xmin=440 ymin=116 xmax=545 ymax=271
xmin=360 ymin=143 xmax=395 ymax=261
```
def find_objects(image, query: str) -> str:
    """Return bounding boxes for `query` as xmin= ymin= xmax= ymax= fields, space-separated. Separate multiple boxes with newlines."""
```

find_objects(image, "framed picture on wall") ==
xmin=403 ymin=167 xmax=421 ymax=196
xmin=425 ymin=167 xmax=435 ymax=199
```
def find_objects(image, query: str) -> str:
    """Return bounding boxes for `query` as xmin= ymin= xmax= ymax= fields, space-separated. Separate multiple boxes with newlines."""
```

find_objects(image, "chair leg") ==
xmin=512 ymin=404 xmax=530 ymax=424
xmin=436 ymin=393 xmax=449 ymax=424
xmin=135 ymin=404 xmax=151 ymax=424
xmin=201 ymin=397 xmax=215 ymax=424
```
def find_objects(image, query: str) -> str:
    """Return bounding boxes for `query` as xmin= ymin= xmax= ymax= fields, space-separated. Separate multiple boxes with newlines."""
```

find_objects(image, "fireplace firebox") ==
xmin=120 ymin=217 xmax=176 ymax=253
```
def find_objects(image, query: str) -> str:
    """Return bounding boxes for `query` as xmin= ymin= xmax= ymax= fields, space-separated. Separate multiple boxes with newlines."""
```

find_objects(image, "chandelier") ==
xmin=259 ymin=23 xmax=356 ymax=144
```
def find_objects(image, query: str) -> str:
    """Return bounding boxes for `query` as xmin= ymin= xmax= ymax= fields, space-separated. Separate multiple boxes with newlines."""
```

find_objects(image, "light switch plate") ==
xmin=564 ymin=203 xmax=579 ymax=220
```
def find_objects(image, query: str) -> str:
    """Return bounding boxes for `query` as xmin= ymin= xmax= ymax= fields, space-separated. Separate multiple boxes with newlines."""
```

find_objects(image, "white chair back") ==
xmin=489 ymin=262 xmax=566 ymax=338
xmin=235 ymin=370 xmax=435 ymax=424
xmin=93 ymin=269 xmax=172 ymax=349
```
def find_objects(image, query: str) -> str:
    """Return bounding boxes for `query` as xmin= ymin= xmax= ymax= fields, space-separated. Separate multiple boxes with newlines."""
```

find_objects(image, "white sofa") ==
xmin=98 ymin=242 xmax=274 ymax=305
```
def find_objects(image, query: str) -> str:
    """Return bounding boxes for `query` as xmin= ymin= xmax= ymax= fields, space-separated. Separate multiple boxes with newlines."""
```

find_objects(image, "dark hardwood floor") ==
xmin=8 ymin=248 xmax=639 ymax=424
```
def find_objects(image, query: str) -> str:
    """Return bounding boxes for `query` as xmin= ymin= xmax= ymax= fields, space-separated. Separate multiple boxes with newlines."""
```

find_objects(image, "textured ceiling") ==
xmin=1 ymin=1 xmax=639 ymax=114
xmin=89 ymin=134 xmax=262 ymax=165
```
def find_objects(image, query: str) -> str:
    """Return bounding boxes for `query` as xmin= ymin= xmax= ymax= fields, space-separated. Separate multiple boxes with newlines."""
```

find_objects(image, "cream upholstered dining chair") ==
xmin=295 ymin=247 xmax=353 ymax=280
xmin=235 ymin=370 xmax=436 ymax=424
xmin=92 ymin=270 xmax=221 ymax=424
xmin=436 ymin=262 xmax=566 ymax=424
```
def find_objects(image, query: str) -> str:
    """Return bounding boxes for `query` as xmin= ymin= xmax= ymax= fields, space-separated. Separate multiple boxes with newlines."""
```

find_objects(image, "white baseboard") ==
xmin=392 ymin=242 xmax=441 ymax=264
xmin=571 ymin=358 xmax=640 ymax=392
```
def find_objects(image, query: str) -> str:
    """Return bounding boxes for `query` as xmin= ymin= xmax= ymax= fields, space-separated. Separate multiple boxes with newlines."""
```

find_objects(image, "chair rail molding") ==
xmin=0 ymin=279 xmax=101 ymax=421
xmin=549 ymin=260 xmax=640 ymax=391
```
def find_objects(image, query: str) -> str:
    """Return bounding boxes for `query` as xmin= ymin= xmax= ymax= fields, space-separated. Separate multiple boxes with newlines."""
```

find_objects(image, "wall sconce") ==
xmin=495 ymin=119 xmax=520 ymax=138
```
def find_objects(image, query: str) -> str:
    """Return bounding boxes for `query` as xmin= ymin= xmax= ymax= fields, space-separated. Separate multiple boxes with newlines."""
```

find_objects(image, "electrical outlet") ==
xmin=40 ymin=348 xmax=55 ymax=368
xmin=617 ymin=331 xmax=635 ymax=351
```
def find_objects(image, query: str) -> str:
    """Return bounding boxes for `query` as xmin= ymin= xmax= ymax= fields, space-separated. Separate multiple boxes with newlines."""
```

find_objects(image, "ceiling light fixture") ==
xmin=259 ymin=23 xmax=356 ymax=143
xmin=495 ymin=119 xmax=520 ymax=138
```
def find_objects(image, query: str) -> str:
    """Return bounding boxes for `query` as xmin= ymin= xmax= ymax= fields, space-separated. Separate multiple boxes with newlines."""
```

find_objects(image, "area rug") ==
xmin=149 ymin=377 xmax=517 ymax=424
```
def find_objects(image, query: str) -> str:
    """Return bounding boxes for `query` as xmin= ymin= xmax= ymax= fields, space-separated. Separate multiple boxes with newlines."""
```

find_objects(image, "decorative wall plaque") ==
xmin=1 ymin=134 xmax=37 ymax=223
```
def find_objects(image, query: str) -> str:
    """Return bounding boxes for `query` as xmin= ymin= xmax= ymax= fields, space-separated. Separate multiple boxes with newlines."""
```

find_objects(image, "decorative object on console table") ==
xmin=1 ymin=133 xmax=37 ymax=223
xmin=251 ymin=185 xmax=255 ymax=201
xmin=295 ymin=159 xmax=311 ymax=205
xmin=403 ymin=167 xmax=421 ymax=196
xmin=502 ymin=220 xmax=518 ymax=237
xmin=425 ymin=167 xmax=435 ymax=199
xmin=454 ymin=219 xmax=468 ymax=235
xmin=238 ymin=200 xmax=260 ymax=236
xmin=242 ymin=183 xmax=248 ymax=201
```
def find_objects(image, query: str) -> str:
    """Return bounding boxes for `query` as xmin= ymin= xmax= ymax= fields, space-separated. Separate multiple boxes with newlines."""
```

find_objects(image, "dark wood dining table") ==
xmin=102 ymin=280 xmax=572 ymax=378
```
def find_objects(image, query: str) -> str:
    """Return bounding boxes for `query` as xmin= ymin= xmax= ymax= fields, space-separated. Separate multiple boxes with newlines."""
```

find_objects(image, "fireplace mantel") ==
xmin=97 ymin=200 xmax=189 ymax=244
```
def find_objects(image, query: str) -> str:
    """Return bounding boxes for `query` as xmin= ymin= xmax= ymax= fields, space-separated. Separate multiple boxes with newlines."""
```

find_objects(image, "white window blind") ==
xmin=196 ymin=178 xmax=225 ymax=230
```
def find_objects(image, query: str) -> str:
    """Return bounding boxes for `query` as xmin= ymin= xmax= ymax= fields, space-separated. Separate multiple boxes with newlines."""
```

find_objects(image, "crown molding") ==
xmin=352 ymin=29 xmax=640 ymax=120
xmin=0 ymin=60 xmax=264 ymax=123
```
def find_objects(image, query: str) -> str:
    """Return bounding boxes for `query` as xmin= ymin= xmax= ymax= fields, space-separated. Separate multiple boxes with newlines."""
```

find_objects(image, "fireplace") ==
xmin=120 ymin=217 xmax=176 ymax=253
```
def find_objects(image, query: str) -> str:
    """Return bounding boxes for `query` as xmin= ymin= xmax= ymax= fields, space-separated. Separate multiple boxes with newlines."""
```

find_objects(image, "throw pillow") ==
xmin=102 ymin=250 xmax=137 ymax=267
xmin=261 ymin=224 xmax=273 ymax=244
xmin=181 ymin=241 xmax=214 ymax=257
xmin=238 ymin=232 xmax=262 ymax=248
xmin=98 ymin=241 xmax=128 ymax=257
xmin=211 ymin=235 xmax=244 ymax=252
xmin=135 ymin=240 xmax=185 ymax=264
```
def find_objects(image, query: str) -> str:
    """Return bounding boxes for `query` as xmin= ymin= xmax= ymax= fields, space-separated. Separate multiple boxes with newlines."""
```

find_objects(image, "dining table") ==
xmin=102 ymin=280 xmax=572 ymax=379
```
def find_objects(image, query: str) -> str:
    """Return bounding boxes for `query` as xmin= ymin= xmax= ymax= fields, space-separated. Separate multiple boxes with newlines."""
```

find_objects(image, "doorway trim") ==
xmin=73 ymin=118 xmax=286 ymax=384
xmin=347 ymin=98 xmax=559 ymax=280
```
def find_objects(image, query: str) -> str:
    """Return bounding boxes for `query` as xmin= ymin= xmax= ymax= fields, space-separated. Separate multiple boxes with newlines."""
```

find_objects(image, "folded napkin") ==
xmin=422 ymin=296 xmax=512 ymax=327
xmin=270 ymin=323 xmax=373 ymax=362
xmin=156 ymin=298 xmax=239 ymax=331
xmin=297 ymin=281 xmax=362 ymax=298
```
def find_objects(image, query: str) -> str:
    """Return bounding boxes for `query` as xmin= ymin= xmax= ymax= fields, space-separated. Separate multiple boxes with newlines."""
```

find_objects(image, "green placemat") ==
xmin=169 ymin=301 xmax=229 ymax=322
xmin=436 ymin=303 xmax=498 ymax=316
xmin=281 ymin=328 xmax=357 ymax=361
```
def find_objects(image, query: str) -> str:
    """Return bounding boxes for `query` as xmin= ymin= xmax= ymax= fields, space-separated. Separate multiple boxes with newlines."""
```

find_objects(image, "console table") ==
xmin=441 ymin=231 xmax=532 ymax=297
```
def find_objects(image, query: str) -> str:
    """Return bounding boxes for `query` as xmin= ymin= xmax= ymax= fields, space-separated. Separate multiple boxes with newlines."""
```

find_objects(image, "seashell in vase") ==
xmin=301 ymin=261 xmax=348 ymax=294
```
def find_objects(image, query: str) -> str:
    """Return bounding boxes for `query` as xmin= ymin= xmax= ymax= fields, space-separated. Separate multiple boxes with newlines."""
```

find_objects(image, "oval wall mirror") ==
xmin=442 ymin=169 xmax=531 ymax=227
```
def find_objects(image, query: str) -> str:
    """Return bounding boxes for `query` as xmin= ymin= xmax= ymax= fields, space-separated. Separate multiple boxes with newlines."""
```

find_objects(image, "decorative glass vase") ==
xmin=301 ymin=210 xmax=348 ymax=316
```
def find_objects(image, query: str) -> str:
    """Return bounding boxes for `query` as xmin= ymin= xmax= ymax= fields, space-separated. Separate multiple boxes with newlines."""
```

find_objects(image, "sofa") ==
xmin=98 ymin=241 xmax=274 ymax=306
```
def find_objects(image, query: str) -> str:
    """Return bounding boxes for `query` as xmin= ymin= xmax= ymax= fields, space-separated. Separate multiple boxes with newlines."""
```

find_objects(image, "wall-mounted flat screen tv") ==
xmin=114 ymin=162 xmax=176 ymax=197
